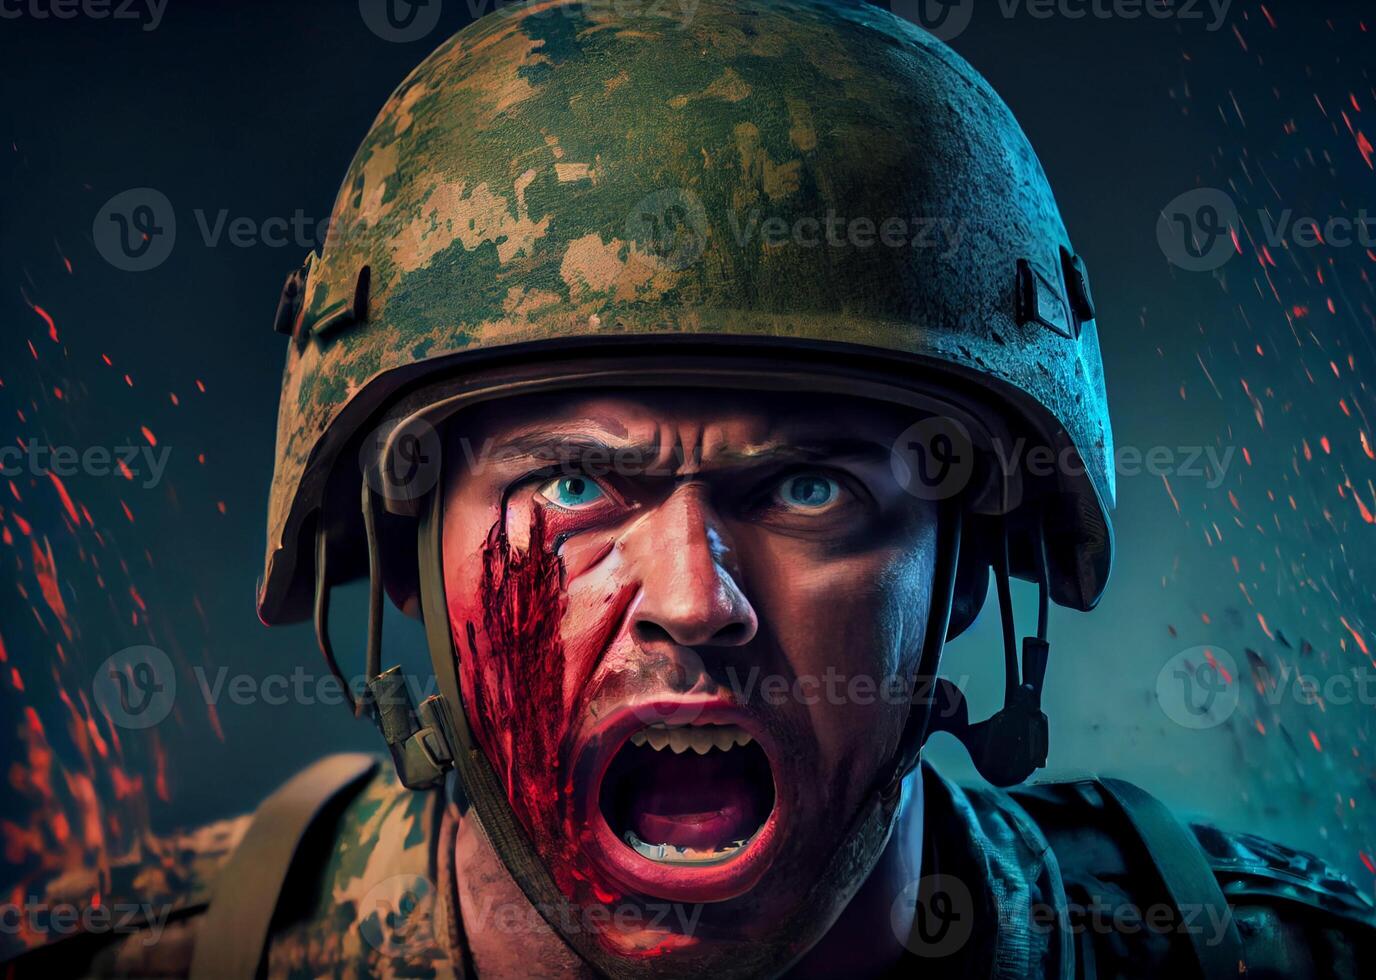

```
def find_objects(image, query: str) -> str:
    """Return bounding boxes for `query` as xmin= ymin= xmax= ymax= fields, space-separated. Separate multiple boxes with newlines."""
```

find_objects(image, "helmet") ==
xmin=258 ymin=0 xmax=1112 ymax=973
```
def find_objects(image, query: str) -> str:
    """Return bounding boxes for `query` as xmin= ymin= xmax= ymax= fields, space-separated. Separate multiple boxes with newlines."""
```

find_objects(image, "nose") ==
xmin=627 ymin=486 xmax=758 ymax=649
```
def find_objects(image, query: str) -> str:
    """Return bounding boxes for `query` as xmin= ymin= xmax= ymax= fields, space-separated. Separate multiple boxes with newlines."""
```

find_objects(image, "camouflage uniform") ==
xmin=4 ymin=757 xmax=1373 ymax=977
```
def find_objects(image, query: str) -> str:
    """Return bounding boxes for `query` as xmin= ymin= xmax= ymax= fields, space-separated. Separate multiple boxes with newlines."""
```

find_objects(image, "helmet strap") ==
xmin=924 ymin=518 xmax=1052 ymax=787
xmin=312 ymin=521 xmax=363 ymax=719
xmin=877 ymin=500 xmax=962 ymax=806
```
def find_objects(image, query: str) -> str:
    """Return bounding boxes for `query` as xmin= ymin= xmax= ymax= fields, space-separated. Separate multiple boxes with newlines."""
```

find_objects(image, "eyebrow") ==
xmin=482 ymin=433 xmax=892 ymax=469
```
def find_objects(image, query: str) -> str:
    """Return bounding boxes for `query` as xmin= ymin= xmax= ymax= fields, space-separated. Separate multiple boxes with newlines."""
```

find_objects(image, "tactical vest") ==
xmin=6 ymin=754 xmax=1373 ymax=978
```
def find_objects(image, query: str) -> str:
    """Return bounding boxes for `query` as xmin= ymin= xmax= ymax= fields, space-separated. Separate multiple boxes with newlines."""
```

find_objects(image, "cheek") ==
xmin=746 ymin=539 xmax=934 ymax=779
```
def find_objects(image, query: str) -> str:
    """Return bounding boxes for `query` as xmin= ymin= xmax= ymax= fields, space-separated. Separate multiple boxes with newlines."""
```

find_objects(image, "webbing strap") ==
xmin=189 ymin=753 xmax=379 ymax=980
xmin=1099 ymin=778 xmax=1245 ymax=979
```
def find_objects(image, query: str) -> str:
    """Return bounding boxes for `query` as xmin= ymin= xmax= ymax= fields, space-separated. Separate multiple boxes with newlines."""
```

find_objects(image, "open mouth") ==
xmin=599 ymin=723 xmax=776 ymax=866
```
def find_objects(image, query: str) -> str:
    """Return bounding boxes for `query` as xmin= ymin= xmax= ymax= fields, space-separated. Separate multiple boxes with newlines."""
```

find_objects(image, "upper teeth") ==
xmin=629 ymin=724 xmax=752 ymax=755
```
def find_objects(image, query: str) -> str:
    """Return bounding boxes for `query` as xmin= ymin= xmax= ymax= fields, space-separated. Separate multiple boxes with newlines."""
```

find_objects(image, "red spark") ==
xmin=31 ymin=537 xmax=71 ymax=638
xmin=1204 ymin=648 xmax=1233 ymax=684
xmin=1162 ymin=475 xmax=1181 ymax=514
xmin=152 ymin=738 xmax=169 ymax=802
xmin=1340 ymin=617 xmax=1370 ymax=655
xmin=46 ymin=472 xmax=79 ymax=525
xmin=1355 ymin=491 xmax=1376 ymax=525
xmin=31 ymin=305 xmax=58 ymax=343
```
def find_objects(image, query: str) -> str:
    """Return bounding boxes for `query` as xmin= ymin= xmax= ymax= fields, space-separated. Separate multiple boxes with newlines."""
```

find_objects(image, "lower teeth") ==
xmin=623 ymin=830 xmax=753 ymax=865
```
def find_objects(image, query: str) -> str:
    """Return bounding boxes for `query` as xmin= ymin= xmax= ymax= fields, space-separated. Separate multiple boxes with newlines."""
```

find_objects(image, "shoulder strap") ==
xmin=189 ymin=753 xmax=379 ymax=980
xmin=1098 ymin=778 xmax=1246 ymax=979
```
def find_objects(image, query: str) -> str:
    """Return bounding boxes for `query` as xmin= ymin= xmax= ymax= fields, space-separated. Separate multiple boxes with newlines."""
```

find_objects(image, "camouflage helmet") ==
xmin=258 ymin=0 xmax=1113 ymax=631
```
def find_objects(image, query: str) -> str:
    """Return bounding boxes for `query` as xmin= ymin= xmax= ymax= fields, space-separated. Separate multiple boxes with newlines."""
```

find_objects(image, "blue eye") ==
xmin=538 ymin=475 xmax=606 ymax=509
xmin=777 ymin=474 xmax=840 ymax=510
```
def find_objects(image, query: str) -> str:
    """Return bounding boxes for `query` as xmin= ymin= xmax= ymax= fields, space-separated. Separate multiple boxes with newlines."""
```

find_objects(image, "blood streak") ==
xmin=462 ymin=506 xmax=565 ymax=800
xmin=458 ymin=506 xmax=610 ymax=900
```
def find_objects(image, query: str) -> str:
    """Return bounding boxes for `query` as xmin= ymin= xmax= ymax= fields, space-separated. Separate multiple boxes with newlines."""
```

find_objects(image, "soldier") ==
xmin=6 ymin=0 xmax=1374 ymax=977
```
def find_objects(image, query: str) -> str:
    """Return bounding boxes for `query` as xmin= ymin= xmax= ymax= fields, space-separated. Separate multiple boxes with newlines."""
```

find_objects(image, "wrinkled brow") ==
xmin=481 ymin=434 xmax=891 ymax=468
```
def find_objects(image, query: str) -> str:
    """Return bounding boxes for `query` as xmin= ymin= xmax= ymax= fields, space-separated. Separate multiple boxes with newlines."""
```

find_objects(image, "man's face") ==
xmin=440 ymin=388 xmax=937 ymax=962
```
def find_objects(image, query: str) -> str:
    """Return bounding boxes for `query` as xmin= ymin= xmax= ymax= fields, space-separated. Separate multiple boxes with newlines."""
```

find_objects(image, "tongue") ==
xmin=628 ymin=749 xmax=763 ymax=850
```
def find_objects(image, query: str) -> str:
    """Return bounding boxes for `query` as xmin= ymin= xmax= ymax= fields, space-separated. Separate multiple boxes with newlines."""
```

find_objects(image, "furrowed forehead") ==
xmin=446 ymin=389 xmax=905 ymax=474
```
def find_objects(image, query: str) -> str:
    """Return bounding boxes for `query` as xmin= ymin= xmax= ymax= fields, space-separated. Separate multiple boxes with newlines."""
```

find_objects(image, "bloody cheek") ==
xmin=451 ymin=505 xmax=623 ymax=903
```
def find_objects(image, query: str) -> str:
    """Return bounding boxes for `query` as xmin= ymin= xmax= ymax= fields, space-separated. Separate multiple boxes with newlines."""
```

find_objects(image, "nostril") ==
xmin=634 ymin=620 xmax=674 ymax=645
xmin=710 ymin=622 xmax=752 ymax=646
xmin=632 ymin=617 xmax=754 ymax=648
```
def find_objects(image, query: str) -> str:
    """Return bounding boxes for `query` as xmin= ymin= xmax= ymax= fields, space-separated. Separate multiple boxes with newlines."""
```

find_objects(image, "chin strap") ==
xmin=924 ymin=519 xmax=1052 ymax=788
xmin=313 ymin=484 xmax=456 ymax=787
